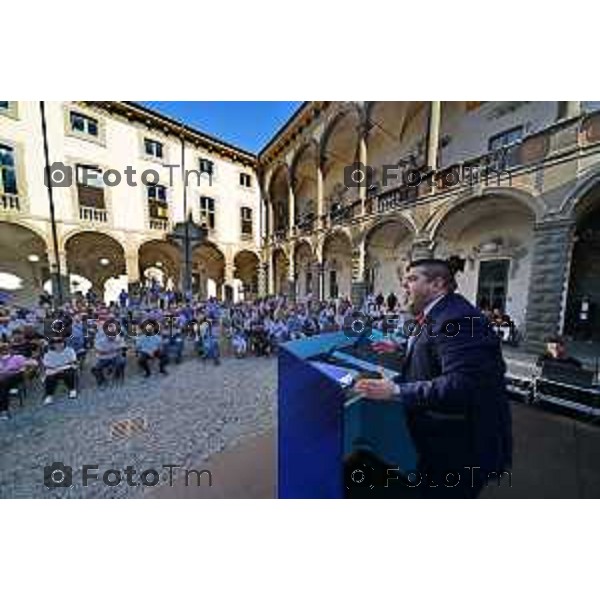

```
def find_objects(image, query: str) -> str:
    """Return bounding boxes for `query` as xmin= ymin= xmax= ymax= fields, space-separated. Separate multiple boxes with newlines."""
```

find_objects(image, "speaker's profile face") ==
xmin=402 ymin=267 xmax=437 ymax=313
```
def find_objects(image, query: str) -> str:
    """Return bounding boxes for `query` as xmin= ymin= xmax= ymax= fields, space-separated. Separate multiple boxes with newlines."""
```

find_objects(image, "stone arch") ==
xmin=290 ymin=139 xmax=319 ymax=229
xmin=290 ymin=138 xmax=319 ymax=183
xmin=319 ymin=102 xmax=364 ymax=159
xmin=265 ymin=161 xmax=290 ymax=197
xmin=272 ymin=246 xmax=289 ymax=295
xmin=425 ymin=187 xmax=545 ymax=240
xmin=233 ymin=249 xmax=260 ymax=299
xmin=0 ymin=222 xmax=49 ymax=306
xmin=362 ymin=217 xmax=416 ymax=296
xmin=559 ymin=166 xmax=600 ymax=218
xmin=365 ymin=101 xmax=429 ymax=193
xmin=267 ymin=162 xmax=291 ymax=234
xmin=319 ymin=104 xmax=363 ymax=215
xmin=64 ymin=231 xmax=126 ymax=301
xmin=138 ymin=239 xmax=182 ymax=290
xmin=192 ymin=241 xmax=226 ymax=299
xmin=317 ymin=226 xmax=352 ymax=260
xmin=322 ymin=229 xmax=353 ymax=300
xmin=563 ymin=176 xmax=600 ymax=339
xmin=430 ymin=191 xmax=537 ymax=327
xmin=294 ymin=240 xmax=317 ymax=299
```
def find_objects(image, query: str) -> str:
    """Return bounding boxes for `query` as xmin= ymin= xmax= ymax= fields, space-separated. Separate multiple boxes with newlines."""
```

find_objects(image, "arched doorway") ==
xmin=0 ymin=223 xmax=48 ymax=306
xmin=272 ymin=248 xmax=289 ymax=296
xmin=294 ymin=241 xmax=316 ymax=299
xmin=268 ymin=165 xmax=290 ymax=237
xmin=192 ymin=242 xmax=225 ymax=300
xmin=322 ymin=230 xmax=352 ymax=300
xmin=364 ymin=218 xmax=414 ymax=297
xmin=64 ymin=231 xmax=126 ymax=304
xmin=432 ymin=195 xmax=535 ymax=329
xmin=233 ymin=250 xmax=259 ymax=301
xmin=565 ymin=190 xmax=600 ymax=340
xmin=138 ymin=239 xmax=181 ymax=292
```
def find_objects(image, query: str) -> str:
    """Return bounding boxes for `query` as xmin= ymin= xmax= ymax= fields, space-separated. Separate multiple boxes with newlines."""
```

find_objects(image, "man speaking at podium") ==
xmin=351 ymin=259 xmax=512 ymax=498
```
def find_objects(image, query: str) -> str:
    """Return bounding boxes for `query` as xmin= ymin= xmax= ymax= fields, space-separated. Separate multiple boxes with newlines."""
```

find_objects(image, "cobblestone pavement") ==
xmin=0 ymin=351 xmax=276 ymax=498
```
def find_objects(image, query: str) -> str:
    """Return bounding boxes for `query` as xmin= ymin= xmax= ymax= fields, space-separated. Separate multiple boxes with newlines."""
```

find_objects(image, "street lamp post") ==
xmin=167 ymin=213 xmax=207 ymax=301
xmin=40 ymin=101 xmax=64 ymax=307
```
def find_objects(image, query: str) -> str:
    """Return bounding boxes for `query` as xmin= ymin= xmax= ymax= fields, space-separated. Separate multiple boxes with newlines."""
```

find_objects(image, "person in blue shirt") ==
xmin=136 ymin=329 xmax=168 ymax=377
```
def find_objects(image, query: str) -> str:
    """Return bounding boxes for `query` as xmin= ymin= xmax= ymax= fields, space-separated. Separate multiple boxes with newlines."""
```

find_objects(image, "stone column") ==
xmin=524 ymin=218 xmax=576 ymax=352
xmin=268 ymin=201 xmax=275 ymax=241
xmin=224 ymin=260 xmax=235 ymax=300
xmin=350 ymin=241 xmax=367 ymax=307
xmin=257 ymin=262 xmax=267 ymax=297
xmin=317 ymin=262 xmax=325 ymax=301
xmin=316 ymin=161 xmax=324 ymax=230
xmin=288 ymin=183 xmax=295 ymax=236
xmin=267 ymin=249 xmax=275 ymax=295
xmin=125 ymin=252 xmax=140 ymax=297
xmin=287 ymin=245 xmax=296 ymax=301
xmin=358 ymin=135 xmax=368 ymax=214
xmin=426 ymin=101 xmax=442 ymax=171
xmin=51 ymin=251 xmax=70 ymax=304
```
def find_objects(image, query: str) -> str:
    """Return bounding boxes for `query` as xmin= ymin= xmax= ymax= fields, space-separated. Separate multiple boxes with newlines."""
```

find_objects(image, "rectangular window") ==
xmin=488 ymin=126 xmax=524 ymax=152
xmin=70 ymin=111 xmax=99 ymax=137
xmin=199 ymin=158 xmax=214 ymax=175
xmin=476 ymin=259 xmax=510 ymax=313
xmin=0 ymin=101 xmax=10 ymax=111
xmin=147 ymin=185 xmax=168 ymax=220
xmin=0 ymin=144 xmax=18 ymax=195
xmin=147 ymin=184 xmax=167 ymax=202
xmin=144 ymin=138 xmax=164 ymax=159
xmin=241 ymin=207 xmax=253 ymax=235
xmin=76 ymin=164 xmax=105 ymax=208
xmin=76 ymin=164 xmax=103 ymax=188
xmin=200 ymin=196 xmax=216 ymax=229
xmin=240 ymin=173 xmax=252 ymax=187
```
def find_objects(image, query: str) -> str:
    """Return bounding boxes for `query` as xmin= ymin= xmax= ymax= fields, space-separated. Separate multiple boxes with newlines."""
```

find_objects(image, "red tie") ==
xmin=415 ymin=311 xmax=425 ymax=326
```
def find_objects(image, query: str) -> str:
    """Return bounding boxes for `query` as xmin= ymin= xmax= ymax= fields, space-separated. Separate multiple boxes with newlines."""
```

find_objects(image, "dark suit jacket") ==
xmin=394 ymin=293 xmax=512 ymax=482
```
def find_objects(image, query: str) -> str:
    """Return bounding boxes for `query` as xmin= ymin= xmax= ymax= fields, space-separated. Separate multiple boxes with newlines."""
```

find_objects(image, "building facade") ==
xmin=3 ymin=100 xmax=600 ymax=349
xmin=0 ymin=100 xmax=261 ymax=305
xmin=259 ymin=101 xmax=600 ymax=350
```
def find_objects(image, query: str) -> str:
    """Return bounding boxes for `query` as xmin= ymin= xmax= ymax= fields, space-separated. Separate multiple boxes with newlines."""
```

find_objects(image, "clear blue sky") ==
xmin=137 ymin=101 xmax=303 ymax=154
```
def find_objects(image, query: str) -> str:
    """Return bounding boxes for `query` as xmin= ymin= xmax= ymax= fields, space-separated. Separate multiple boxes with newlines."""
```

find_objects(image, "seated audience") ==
xmin=42 ymin=337 xmax=78 ymax=405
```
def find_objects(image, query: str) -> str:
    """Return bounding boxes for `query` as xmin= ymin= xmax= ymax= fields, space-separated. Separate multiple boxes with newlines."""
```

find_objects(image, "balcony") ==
xmin=0 ymin=193 xmax=22 ymax=214
xmin=79 ymin=206 xmax=108 ymax=223
xmin=150 ymin=218 xmax=170 ymax=231
xmin=263 ymin=110 xmax=600 ymax=239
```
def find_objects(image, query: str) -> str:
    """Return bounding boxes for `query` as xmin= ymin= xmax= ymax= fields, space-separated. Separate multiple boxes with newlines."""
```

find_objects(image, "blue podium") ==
xmin=278 ymin=332 xmax=417 ymax=499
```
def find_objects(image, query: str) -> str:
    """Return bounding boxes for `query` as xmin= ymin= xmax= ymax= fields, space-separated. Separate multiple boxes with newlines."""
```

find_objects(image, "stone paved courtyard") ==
xmin=0 ymin=352 xmax=276 ymax=498
xmin=3 ymin=342 xmax=600 ymax=498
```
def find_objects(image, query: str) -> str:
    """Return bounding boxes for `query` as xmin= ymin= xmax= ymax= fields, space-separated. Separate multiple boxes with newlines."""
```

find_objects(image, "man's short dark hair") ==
xmin=408 ymin=259 xmax=457 ymax=292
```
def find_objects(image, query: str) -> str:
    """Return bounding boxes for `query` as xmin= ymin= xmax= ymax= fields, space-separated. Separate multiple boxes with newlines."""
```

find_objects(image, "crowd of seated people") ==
xmin=0 ymin=282 xmax=543 ymax=420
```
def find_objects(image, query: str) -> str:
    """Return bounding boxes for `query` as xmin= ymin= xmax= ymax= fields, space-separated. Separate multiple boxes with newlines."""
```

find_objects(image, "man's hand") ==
xmin=371 ymin=339 xmax=399 ymax=354
xmin=353 ymin=377 xmax=397 ymax=400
